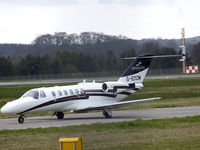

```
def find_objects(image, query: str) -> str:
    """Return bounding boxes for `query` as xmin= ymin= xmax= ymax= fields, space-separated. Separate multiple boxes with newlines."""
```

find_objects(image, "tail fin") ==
xmin=118 ymin=54 xmax=153 ymax=84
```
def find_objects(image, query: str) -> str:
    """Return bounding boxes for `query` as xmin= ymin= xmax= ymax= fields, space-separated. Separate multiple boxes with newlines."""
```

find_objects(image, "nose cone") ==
xmin=1 ymin=105 xmax=5 ymax=113
xmin=1 ymin=101 xmax=20 ymax=114
xmin=1 ymin=104 xmax=8 ymax=114
xmin=1 ymin=103 xmax=12 ymax=114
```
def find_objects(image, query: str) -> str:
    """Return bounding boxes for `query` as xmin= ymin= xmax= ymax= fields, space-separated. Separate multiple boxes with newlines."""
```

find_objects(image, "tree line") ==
xmin=1 ymin=31 xmax=200 ymax=77
xmin=0 ymin=47 xmax=181 ymax=77
xmin=0 ymin=32 xmax=182 ymax=57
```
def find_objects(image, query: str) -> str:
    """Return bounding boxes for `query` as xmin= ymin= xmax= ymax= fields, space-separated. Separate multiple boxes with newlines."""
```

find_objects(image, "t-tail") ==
xmin=102 ymin=54 xmax=181 ymax=93
xmin=118 ymin=54 xmax=153 ymax=85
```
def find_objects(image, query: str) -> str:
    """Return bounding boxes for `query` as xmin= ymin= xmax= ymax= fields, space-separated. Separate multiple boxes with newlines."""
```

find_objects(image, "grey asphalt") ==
xmin=0 ymin=106 xmax=200 ymax=130
xmin=0 ymin=74 xmax=200 ymax=86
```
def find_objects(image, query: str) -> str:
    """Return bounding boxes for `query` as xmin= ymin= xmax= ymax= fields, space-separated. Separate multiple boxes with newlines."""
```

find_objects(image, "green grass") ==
xmin=1 ymin=116 xmax=200 ymax=150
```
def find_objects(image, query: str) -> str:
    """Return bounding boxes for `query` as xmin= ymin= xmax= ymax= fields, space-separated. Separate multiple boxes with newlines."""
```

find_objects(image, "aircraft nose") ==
xmin=1 ymin=104 xmax=8 ymax=114
xmin=1 ymin=101 xmax=19 ymax=114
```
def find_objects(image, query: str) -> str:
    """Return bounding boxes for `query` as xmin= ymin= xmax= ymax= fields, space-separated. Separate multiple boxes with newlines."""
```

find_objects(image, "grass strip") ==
xmin=0 ymin=115 xmax=200 ymax=150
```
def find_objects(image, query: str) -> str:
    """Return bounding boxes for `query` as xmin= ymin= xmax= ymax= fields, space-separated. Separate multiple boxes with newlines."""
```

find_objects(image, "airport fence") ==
xmin=0 ymin=67 xmax=184 ymax=81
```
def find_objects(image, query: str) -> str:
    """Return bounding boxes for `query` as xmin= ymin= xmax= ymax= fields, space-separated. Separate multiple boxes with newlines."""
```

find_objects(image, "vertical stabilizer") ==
xmin=118 ymin=54 xmax=153 ymax=84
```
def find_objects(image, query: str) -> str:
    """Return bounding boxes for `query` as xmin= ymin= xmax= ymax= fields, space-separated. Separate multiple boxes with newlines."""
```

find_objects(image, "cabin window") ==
xmin=51 ymin=91 xmax=56 ymax=97
xmin=63 ymin=90 xmax=68 ymax=95
xmin=58 ymin=90 xmax=62 ymax=96
xmin=75 ymin=89 xmax=79 ymax=95
xmin=69 ymin=89 xmax=73 ymax=95
xmin=22 ymin=90 xmax=39 ymax=99
xmin=80 ymin=88 xmax=85 ymax=94
xmin=40 ymin=90 xmax=46 ymax=98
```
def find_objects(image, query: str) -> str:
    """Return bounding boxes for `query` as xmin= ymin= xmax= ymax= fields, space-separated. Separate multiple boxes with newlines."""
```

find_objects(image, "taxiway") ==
xmin=0 ymin=106 xmax=200 ymax=130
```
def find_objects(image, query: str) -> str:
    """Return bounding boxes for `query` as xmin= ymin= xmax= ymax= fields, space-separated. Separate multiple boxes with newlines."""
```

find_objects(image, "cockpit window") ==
xmin=22 ymin=90 xmax=39 ymax=99
xmin=40 ymin=90 xmax=46 ymax=98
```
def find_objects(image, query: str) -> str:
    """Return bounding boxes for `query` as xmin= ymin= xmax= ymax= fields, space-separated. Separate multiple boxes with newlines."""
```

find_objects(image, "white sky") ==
xmin=0 ymin=0 xmax=199 ymax=44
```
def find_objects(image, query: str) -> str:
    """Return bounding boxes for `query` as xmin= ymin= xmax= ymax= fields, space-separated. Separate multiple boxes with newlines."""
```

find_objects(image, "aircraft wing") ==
xmin=76 ymin=97 xmax=161 ymax=112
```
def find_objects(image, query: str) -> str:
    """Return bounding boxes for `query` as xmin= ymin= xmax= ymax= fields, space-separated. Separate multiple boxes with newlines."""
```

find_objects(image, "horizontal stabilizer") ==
xmin=76 ymin=97 xmax=161 ymax=112
xmin=122 ymin=54 xmax=182 ymax=60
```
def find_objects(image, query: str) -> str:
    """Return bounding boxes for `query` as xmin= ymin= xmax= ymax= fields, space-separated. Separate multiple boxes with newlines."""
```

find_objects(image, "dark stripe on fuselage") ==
xmin=18 ymin=89 xmax=134 ymax=114
xmin=19 ymin=94 xmax=88 ymax=114
xmin=85 ymin=86 xmax=133 ymax=93
xmin=86 ymin=93 xmax=117 ymax=98
xmin=84 ymin=89 xmax=103 ymax=93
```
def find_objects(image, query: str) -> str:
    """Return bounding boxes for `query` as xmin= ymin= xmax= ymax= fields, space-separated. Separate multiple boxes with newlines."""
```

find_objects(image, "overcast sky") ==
xmin=0 ymin=0 xmax=199 ymax=44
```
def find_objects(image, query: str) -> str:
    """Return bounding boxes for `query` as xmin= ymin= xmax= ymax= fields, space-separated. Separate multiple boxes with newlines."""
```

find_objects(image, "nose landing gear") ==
xmin=18 ymin=115 xmax=25 ymax=124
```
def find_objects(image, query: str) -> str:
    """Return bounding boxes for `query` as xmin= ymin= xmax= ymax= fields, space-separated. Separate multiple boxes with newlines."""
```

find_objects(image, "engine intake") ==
xmin=102 ymin=83 xmax=108 ymax=92
xmin=102 ymin=82 xmax=130 ymax=93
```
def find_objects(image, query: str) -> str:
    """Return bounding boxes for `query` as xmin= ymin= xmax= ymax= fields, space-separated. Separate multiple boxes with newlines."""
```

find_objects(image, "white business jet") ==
xmin=1 ymin=54 xmax=177 ymax=124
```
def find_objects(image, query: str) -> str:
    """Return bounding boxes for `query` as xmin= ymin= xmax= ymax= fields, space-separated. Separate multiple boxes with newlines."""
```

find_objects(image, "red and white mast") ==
xmin=180 ymin=28 xmax=186 ymax=73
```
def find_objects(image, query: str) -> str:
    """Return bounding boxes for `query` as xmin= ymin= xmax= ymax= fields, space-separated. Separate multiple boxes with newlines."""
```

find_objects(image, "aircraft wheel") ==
xmin=56 ymin=112 xmax=64 ymax=119
xmin=18 ymin=116 xmax=24 ymax=124
xmin=103 ymin=109 xmax=112 ymax=118
xmin=104 ymin=112 xmax=112 ymax=118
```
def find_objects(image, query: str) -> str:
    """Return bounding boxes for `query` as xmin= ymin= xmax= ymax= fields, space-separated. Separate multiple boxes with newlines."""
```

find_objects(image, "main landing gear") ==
xmin=103 ymin=109 xmax=112 ymax=118
xmin=18 ymin=115 xmax=25 ymax=124
xmin=53 ymin=112 xmax=64 ymax=119
xmin=17 ymin=112 xmax=65 ymax=124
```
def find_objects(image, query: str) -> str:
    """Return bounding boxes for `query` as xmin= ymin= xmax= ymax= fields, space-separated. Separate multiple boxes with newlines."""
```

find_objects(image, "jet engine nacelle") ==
xmin=102 ymin=81 xmax=130 ymax=93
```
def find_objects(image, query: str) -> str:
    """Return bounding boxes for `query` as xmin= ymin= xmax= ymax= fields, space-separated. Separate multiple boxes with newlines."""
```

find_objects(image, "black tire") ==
xmin=103 ymin=111 xmax=112 ymax=118
xmin=56 ymin=112 xmax=64 ymax=119
xmin=105 ymin=113 xmax=112 ymax=118
xmin=18 ymin=116 xmax=24 ymax=124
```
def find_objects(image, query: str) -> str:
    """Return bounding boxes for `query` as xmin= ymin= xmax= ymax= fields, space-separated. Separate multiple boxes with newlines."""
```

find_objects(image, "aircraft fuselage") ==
xmin=1 ymin=82 xmax=137 ymax=115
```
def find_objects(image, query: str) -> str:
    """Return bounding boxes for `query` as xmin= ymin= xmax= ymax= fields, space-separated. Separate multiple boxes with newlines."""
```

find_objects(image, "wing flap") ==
xmin=76 ymin=97 xmax=161 ymax=112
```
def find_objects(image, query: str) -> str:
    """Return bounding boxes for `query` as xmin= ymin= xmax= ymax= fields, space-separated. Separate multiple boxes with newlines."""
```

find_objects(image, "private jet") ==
xmin=1 ymin=54 xmax=179 ymax=123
